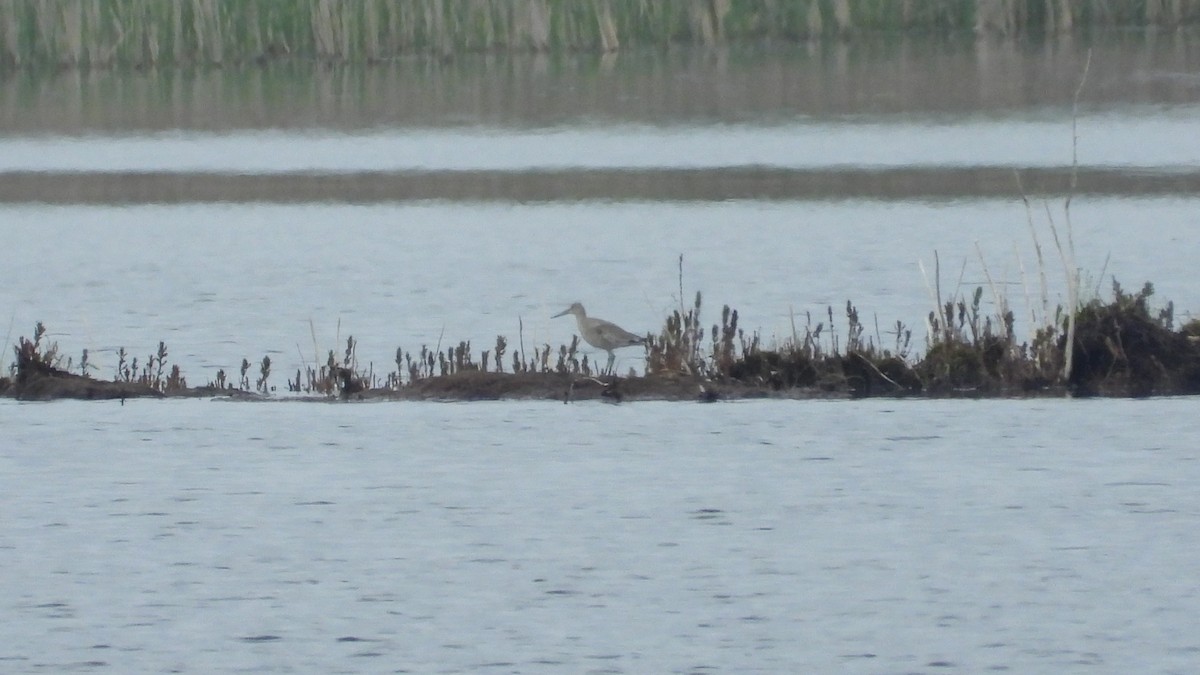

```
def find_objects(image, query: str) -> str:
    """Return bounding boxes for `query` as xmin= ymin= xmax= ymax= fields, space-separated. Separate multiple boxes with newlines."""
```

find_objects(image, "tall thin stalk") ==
xmin=1060 ymin=49 xmax=1091 ymax=381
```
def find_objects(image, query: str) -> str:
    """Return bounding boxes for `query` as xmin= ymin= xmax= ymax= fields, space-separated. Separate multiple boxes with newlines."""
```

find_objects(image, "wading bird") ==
xmin=552 ymin=302 xmax=645 ymax=375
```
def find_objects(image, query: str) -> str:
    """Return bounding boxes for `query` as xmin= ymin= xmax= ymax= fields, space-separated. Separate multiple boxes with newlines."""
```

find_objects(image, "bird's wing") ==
xmin=593 ymin=320 xmax=644 ymax=347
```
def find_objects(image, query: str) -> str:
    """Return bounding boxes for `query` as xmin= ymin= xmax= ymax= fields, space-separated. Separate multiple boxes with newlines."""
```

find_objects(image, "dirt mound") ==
xmin=345 ymin=370 xmax=785 ymax=403
xmin=11 ymin=362 xmax=163 ymax=401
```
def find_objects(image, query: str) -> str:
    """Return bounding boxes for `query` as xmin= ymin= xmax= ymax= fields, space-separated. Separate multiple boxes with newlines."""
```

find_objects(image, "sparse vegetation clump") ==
xmin=7 ymin=322 xmax=159 ymax=400
xmin=1068 ymin=281 xmax=1200 ymax=397
xmin=4 ymin=321 xmax=272 ymax=401
xmin=639 ymin=276 xmax=1200 ymax=400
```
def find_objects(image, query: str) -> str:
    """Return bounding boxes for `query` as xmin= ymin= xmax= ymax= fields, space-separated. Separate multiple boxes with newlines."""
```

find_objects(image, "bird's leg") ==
xmin=606 ymin=351 xmax=616 ymax=377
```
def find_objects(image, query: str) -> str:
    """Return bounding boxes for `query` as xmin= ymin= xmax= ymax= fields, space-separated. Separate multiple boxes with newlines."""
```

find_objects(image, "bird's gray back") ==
xmin=586 ymin=317 xmax=644 ymax=349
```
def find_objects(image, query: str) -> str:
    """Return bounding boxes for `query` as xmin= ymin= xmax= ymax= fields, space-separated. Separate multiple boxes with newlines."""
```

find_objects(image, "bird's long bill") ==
xmin=551 ymin=308 xmax=570 ymax=318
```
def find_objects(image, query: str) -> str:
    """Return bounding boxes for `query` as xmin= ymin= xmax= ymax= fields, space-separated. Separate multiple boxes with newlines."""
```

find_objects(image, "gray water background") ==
xmin=3 ymin=397 xmax=1200 ymax=673
xmin=3 ymin=33 xmax=1200 ymax=674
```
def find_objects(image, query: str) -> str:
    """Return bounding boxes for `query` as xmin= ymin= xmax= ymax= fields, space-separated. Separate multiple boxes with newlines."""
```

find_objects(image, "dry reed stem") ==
xmin=1056 ymin=48 xmax=1091 ymax=379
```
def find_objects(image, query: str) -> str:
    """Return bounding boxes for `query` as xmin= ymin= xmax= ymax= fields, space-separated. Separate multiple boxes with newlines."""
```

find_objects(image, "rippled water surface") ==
xmin=4 ymin=34 xmax=1200 ymax=675
xmin=3 ymin=397 xmax=1200 ymax=673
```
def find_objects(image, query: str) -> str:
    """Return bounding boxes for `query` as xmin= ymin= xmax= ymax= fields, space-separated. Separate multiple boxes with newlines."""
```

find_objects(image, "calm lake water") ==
xmin=3 ymin=397 xmax=1200 ymax=674
xmin=3 ymin=33 xmax=1200 ymax=674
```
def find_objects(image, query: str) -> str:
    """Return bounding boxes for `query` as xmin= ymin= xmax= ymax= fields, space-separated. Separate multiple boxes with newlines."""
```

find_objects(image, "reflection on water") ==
xmin=2 ymin=35 xmax=1199 ymax=204
xmin=3 ymin=34 xmax=1200 ymax=132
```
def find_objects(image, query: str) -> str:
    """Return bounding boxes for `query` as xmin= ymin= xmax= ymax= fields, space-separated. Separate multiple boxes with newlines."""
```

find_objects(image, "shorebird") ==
xmin=552 ymin=302 xmax=645 ymax=375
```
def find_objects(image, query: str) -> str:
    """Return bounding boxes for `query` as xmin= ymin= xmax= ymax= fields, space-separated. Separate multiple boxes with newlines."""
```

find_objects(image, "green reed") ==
xmin=3 ymin=0 xmax=1197 ymax=69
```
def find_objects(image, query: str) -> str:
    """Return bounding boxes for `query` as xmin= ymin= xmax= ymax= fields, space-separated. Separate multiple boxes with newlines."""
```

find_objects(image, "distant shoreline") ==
xmin=2 ymin=0 xmax=1199 ymax=70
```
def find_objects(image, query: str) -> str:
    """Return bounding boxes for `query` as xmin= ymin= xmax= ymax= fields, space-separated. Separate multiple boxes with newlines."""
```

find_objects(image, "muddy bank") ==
xmin=1 ymin=358 xmax=261 ymax=402
xmin=0 ymin=364 xmax=1056 ymax=404
xmin=2 ymin=368 xmax=163 ymax=401
xmin=4 ymin=167 xmax=1199 ymax=205
xmin=4 ymin=349 xmax=1191 ymax=403
xmin=0 ymin=364 xmax=806 ymax=403
xmin=340 ymin=371 xmax=845 ymax=403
